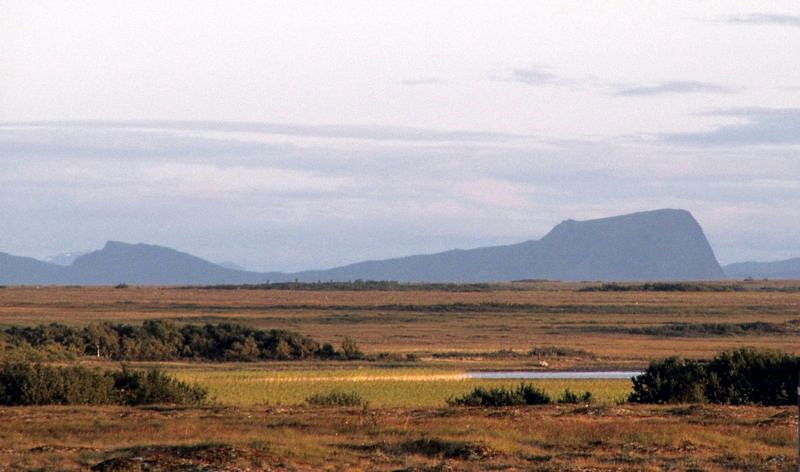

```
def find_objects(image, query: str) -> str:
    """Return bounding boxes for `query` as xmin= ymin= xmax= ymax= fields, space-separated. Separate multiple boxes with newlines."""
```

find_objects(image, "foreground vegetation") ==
xmin=0 ymin=403 xmax=794 ymax=471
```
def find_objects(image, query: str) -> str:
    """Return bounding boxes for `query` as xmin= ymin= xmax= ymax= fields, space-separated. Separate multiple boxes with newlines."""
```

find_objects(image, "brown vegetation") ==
xmin=0 ymin=403 xmax=794 ymax=470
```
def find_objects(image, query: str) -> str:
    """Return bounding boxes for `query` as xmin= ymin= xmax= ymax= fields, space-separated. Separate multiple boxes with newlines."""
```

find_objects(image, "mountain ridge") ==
xmin=723 ymin=257 xmax=800 ymax=280
xmin=0 ymin=208 xmax=736 ymax=285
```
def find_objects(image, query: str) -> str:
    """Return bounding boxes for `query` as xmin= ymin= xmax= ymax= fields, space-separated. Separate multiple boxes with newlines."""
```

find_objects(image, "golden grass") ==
xmin=171 ymin=367 xmax=633 ymax=406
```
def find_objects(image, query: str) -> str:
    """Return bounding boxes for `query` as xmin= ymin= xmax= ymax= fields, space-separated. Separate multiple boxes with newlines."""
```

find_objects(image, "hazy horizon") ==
xmin=2 ymin=2 xmax=799 ymax=271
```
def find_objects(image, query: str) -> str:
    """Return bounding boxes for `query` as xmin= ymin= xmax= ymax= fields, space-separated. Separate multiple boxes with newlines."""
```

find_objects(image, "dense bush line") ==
xmin=0 ymin=363 xmax=206 ymax=406
xmin=580 ymin=321 xmax=796 ymax=337
xmin=0 ymin=321 xmax=362 ymax=362
xmin=183 ymin=280 xmax=496 ymax=292
xmin=630 ymin=348 xmax=800 ymax=405
xmin=579 ymin=282 xmax=745 ymax=292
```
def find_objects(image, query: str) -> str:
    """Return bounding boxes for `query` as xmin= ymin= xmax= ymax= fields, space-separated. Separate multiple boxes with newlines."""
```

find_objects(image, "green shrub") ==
xmin=0 ymin=363 xmax=206 ymax=406
xmin=113 ymin=366 xmax=208 ymax=405
xmin=306 ymin=391 xmax=365 ymax=407
xmin=0 ymin=363 xmax=115 ymax=405
xmin=630 ymin=348 xmax=800 ymax=405
xmin=448 ymin=383 xmax=551 ymax=407
xmin=558 ymin=389 xmax=593 ymax=404
xmin=705 ymin=348 xmax=799 ymax=405
xmin=630 ymin=356 xmax=708 ymax=403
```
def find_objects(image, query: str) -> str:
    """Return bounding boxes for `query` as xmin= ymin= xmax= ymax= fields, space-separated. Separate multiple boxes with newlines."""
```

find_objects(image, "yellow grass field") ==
xmin=171 ymin=367 xmax=633 ymax=406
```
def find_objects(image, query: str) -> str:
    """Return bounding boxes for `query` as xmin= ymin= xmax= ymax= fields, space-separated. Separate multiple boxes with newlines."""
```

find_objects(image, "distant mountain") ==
xmin=0 ymin=253 xmax=64 ymax=284
xmin=723 ymin=258 xmax=800 ymax=279
xmin=291 ymin=209 xmax=724 ymax=282
xmin=0 ymin=209 xmax=726 ymax=285
xmin=44 ymin=251 xmax=89 ymax=266
xmin=62 ymin=241 xmax=269 ymax=285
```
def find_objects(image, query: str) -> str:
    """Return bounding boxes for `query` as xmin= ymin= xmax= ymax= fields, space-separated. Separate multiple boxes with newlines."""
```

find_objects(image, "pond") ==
xmin=466 ymin=371 xmax=642 ymax=380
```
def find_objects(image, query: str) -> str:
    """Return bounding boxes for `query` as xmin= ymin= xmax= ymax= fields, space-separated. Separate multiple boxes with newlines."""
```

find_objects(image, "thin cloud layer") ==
xmin=725 ymin=13 xmax=800 ymax=27
xmin=494 ymin=66 xmax=580 ymax=88
xmin=614 ymin=81 xmax=736 ymax=96
xmin=664 ymin=108 xmax=800 ymax=146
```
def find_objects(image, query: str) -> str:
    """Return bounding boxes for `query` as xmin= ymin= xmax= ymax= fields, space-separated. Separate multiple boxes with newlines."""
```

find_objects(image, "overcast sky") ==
xmin=1 ymin=1 xmax=799 ymax=271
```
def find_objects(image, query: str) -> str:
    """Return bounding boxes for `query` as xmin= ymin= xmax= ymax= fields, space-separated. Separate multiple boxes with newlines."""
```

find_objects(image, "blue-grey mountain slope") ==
xmin=723 ymin=258 xmax=800 ymax=279
xmin=62 ymin=241 xmax=270 ymax=285
xmin=291 ymin=209 xmax=724 ymax=282
xmin=0 ymin=209 xmax=724 ymax=284
xmin=0 ymin=253 xmax=64 ymax=284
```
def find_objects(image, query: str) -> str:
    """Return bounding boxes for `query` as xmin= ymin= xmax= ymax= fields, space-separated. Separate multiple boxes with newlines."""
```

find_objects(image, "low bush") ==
xmin=529 ymin=346 xmax=596 ymax=358
xmin=630 ymin=348 xmax=800 ymax=405
xmin=306 ymin=391 xmax=365 ymax=407
xmin=448 ymin=383 xmax=551 ymax=407
xmin=0 ymin=363 xmax=207 ymax=406
xmin=113 ymin=366 xmax=208 ymax=405
xmin=558 ymin=389 xmax=593 ymax=404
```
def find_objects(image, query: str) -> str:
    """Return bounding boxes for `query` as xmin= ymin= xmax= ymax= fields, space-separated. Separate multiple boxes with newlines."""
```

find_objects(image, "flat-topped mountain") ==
xmin=292 ymin=209 xmax=724 ymax=282
xmin=724 ymin=258 xmax=800 ymax=280
xmin=0 ymin=209 xmax=727 ymax=285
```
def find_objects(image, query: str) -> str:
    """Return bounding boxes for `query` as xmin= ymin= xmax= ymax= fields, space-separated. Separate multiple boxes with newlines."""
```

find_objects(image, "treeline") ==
xmin=0 ymin=321 xmax=363 ymax=362
xmin=0 ymin=363 xmax=206 ymax=406
xmin=578 ymin=321 xmax=796 ymax=337
xmin=579 ymin=282 xmax=745 ymax=292
xmin=630 ymin=348 xmax=799 ymax=405
xmin=183 ymin=280 xmax=497 ymax=292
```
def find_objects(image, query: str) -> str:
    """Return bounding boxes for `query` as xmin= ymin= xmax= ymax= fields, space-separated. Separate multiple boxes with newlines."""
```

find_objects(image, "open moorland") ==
xmin=0 ymin=281 xmax=798 ymax=470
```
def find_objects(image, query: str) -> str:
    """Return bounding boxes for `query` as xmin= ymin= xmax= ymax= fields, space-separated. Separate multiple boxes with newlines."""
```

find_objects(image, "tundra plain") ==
xmin=0 ymin=281 xmax=798 ymax=470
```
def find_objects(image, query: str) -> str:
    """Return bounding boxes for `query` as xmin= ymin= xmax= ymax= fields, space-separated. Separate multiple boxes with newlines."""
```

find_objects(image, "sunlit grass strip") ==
xmin=172 ymin=368 xmax=632 ymax=407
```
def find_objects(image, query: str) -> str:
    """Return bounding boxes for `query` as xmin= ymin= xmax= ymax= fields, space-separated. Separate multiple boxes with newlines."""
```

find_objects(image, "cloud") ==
xmin=614 ymin=81 xmax=736 ymax=96
xmin=493 ymin=66 xmax=579 ymax=88
xmin=725 ymin=13 xmax=800 ymax=27
xmin=663 ymin=108 xmax=800 ymax=146
xmin=400 ymin=77 xmax=444 ymax=86
xmin=0 ymin=120 xmax=524 ymax=143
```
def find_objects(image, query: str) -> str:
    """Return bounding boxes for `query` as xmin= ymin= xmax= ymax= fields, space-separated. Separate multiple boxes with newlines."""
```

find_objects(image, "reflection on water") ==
xmin=467 ymin=371 xmax=641 ymax=380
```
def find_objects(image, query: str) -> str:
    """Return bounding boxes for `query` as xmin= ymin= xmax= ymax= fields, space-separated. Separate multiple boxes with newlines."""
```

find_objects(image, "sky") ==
xmin=1 ymin=1 xmax=799 ymax=271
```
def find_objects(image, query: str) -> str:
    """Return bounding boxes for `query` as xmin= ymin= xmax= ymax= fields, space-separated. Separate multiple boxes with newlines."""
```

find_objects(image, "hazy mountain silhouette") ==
xmin=0 ymin=253 xmax=64 ymax=284
xmin=291 ymin=209 xmax=723 ymax=282
xmin=0 ymin=209 xmax=727 ymax=285
xmin=62 ymin=241 xmax=269 ymax=285
xmin=723 ymin=258 xmax=800 ymax=279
